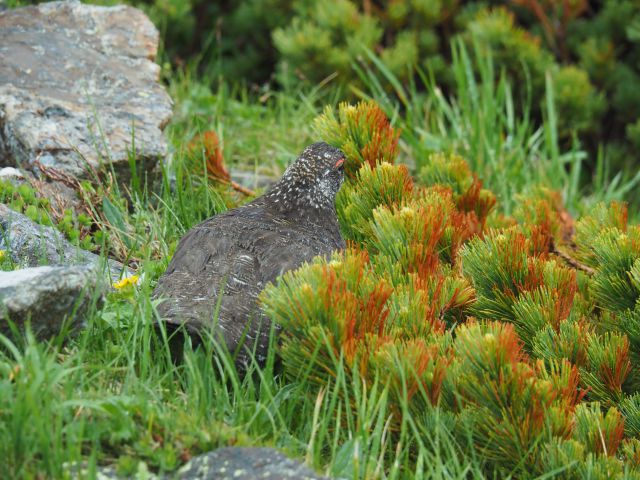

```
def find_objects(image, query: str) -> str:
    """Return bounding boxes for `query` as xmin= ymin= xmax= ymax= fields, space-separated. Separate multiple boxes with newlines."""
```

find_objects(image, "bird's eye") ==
xmin=334 ymin=158 xmax=345 ymax=170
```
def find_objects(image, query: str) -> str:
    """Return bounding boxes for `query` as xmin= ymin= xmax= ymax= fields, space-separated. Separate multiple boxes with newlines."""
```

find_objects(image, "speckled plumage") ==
xmin=152 ymin=142 xmax=346 ymax=368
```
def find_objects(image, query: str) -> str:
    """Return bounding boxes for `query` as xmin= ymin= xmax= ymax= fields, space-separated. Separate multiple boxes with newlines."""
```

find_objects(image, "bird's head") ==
xmin=265 ymin=142 xmax=346 ymax=211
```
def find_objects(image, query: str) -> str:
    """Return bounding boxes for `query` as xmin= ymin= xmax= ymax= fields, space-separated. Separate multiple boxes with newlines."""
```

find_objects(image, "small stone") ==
xmin=0 ymin=167 xmax=24 ymax=179
xmin=65 ymin=462 xmax=160 ymax=480
xmin=228 ymin=168 xmax=278 ymax=191
xmin=176 ymin=447 xmax=330 ymax=480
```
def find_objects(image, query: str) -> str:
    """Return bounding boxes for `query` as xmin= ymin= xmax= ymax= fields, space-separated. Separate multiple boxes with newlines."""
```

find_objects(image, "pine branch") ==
xmin=552 ymin=244 xmax=596 ymax=275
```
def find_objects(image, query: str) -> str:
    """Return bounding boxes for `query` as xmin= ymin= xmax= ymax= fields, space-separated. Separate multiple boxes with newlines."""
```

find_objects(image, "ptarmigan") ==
xmin=152 ymin=142 xmax=346 ymax=369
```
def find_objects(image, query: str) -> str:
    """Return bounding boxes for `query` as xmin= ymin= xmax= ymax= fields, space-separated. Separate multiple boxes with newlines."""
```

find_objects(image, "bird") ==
xmin=152 ymin=142 xmax=346 ymax=369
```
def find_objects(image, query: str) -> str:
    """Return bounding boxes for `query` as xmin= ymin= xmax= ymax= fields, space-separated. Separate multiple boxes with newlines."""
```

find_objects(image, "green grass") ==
xmin=1 ymin=48 xmax=639 ymax=479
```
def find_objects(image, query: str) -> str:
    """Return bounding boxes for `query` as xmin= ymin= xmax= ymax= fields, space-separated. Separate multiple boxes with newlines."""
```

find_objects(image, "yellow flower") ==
xmin=112 ymin=274 xmax=139 ymax=289
xmin=0 ymin=250 xmax=5 ymax=261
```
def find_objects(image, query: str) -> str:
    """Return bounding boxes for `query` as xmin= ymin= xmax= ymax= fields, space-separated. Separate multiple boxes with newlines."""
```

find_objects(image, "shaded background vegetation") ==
xmin=118 ymin=0 xmax=640 ymax=194
xmin=9 ymin=0 xmax=638 ymax=198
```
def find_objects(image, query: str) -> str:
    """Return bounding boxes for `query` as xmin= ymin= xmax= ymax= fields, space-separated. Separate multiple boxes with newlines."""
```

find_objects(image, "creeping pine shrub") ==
xmin=336 ymin=162 xmax=414 ymax=243
xmin=452 ymin=321 xmax=582 ymax=471
xmin=313 ymin=100 xmax=400 ymax=180
xmin=461 ymin=228 xmax=579 ymax=349
xmin=261 ymin=99 xmax=640 ymax=477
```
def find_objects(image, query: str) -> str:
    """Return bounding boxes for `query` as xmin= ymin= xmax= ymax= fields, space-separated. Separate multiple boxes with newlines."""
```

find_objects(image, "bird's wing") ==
xmin=153 ymin=215 xmax=262 ymax=333
xmin=252 ymin=233 xmax=329 ymax=286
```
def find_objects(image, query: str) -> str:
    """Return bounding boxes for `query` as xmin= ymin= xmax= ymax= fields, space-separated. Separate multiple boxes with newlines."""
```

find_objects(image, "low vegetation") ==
xmin=2 ymin=3 xmax=640 ymax=479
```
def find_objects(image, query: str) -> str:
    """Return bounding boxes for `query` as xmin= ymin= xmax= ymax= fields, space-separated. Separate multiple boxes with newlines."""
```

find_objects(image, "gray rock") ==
xmin=0 ymin=0 xmax=172 ymax=183
xmin=0 ymin=264 xmax=103 ymax=338
xmin=176 ymin=447 xmax=329 ymax=480
xmin=228 ymin=168 xmax=277 ymax=191
xmin=0 ymin=203 xmax=128 ymax=280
